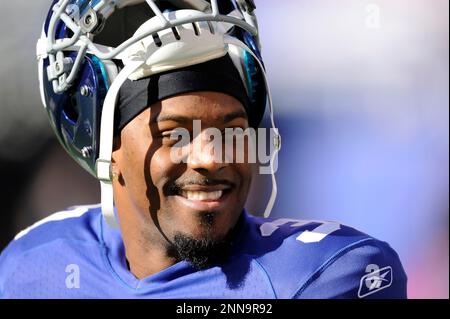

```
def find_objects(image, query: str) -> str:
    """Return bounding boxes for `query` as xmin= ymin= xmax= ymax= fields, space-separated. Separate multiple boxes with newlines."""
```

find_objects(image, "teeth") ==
xmin=181 ymin=190 xmax=223 ymax=201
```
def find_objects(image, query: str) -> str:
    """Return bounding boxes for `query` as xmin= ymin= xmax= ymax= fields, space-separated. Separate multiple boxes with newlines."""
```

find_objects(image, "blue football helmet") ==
xmin=37 ymin=0 xmax=280 ymax=227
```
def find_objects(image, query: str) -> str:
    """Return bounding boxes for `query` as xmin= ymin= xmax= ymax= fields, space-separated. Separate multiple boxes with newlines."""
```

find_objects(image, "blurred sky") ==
xmin=0 ymin=0 xmax=448 ymax=298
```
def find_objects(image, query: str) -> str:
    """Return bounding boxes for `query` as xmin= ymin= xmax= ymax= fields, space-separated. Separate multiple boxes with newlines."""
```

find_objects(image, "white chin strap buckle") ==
xmin=96 ymin=159 xmax=113 ymax=182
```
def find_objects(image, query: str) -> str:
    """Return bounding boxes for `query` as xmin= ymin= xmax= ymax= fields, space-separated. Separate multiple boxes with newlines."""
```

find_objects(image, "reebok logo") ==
xmin=358 ymin=264 xmax=393 ymax=298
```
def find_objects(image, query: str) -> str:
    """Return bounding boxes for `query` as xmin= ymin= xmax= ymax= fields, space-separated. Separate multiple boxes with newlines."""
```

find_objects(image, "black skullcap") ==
xmin=115 ymin=54 xmax=251 ymax=134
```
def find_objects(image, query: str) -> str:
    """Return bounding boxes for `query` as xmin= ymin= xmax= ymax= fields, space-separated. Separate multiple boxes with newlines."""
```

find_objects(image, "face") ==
xmin=112 ymin=91 xmax=252 ymax=254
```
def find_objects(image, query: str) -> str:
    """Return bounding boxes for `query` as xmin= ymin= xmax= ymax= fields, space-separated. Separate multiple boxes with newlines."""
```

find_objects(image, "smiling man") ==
xmin=112 ymin=56 xmax=254 ymax=277
xmin=0 ymin=0 xmax=407 ymax=299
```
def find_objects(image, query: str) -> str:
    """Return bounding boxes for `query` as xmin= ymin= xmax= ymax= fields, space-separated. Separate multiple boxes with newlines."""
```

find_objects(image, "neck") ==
xmin=119 ymin=215 xmax=178 ymax=279
xmin=113 ymin=186 xmax=178 ymax=278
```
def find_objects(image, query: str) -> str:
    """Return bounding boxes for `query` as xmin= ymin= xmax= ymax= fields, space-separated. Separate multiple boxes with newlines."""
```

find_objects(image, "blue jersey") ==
xmin=0 ymin=205 xmax=407 ymax=298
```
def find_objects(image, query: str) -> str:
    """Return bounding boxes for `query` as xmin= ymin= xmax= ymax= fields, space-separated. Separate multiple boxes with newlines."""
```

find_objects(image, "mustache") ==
xmin=168 ymin=178 xmax=236 ymax=193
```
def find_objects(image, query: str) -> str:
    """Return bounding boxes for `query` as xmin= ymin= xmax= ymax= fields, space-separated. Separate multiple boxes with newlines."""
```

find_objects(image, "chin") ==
xmin=176 ymin=212 xmax=236 ymax=244
xmin=189 ymin=211 xmax=227 ymax=238
xmin=169 ymin=219 xmax=238 ymax=270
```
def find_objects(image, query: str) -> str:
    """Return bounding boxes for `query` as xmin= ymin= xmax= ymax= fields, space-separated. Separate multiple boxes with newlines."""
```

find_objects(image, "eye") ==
xmin=160 ymin=128 xmax=190 ymax=147
xmin=222 ymin=127 xmax=248 ymax=138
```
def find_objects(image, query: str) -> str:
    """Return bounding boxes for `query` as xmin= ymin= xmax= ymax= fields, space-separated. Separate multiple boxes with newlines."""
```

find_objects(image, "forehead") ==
xmin=150 ymin=91 xmax=247 ymax=125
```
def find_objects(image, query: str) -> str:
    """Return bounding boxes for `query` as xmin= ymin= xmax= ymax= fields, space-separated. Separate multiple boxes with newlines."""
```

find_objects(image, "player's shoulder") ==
xmin=241 ymin=213 xmax=407 ymax=299
xmin=0 ymin=204 xmax=106 ymax=298
xmin=0 ymin=204 xmax=102 ymax=272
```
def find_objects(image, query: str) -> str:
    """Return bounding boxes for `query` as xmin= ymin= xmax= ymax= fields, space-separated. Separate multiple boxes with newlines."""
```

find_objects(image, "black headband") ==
xmin=115 ymin=54 xmax=250 ymax=134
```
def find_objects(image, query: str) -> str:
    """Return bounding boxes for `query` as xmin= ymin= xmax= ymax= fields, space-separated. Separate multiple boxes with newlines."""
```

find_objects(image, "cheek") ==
xmin=120 ymin=141 xmax=151 ymax=202
xmin=121 ymin=135 xmax=178 ymax=185
xmin=237 ymin=162 xmax=253 ymax=193
xmin=149 ymin=148 xmax=178 ymax=190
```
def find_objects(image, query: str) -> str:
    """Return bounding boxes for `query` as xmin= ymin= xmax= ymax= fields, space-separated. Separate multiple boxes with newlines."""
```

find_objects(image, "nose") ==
xmin=186 ymin=130 xmax=227 ymax=173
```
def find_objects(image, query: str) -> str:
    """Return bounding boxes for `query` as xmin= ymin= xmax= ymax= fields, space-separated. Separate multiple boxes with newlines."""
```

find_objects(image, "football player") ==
xmin=0 ymin=0 xmax=406 ymax=298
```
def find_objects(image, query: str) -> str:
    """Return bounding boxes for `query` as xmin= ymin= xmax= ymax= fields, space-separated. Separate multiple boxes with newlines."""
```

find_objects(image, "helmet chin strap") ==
xmin=224 ymin=36 xmax=281 ymax=218
xmin=97 ymin=59 xmax=145 ymax=229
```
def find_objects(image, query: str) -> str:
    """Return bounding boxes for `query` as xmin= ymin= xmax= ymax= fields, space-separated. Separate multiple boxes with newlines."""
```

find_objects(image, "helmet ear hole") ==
xmin=63 ymin=95 xmax=80 ymax=124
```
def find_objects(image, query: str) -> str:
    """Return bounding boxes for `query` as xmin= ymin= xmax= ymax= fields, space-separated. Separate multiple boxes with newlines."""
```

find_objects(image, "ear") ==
xmin=111 ymin=136 xmax=121 ymax=164
xmin=111 ymin=136 xmax=124 ymax=185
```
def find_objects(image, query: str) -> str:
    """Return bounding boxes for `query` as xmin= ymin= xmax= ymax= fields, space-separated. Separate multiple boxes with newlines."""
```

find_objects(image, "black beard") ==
xmin=171 ymin=233 xmax=230 ymax=270
xmin=168 ymin=213 xmax=243 ymax=270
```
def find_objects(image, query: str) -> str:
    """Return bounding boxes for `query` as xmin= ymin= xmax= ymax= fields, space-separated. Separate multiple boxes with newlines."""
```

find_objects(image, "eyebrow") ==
xmin=151 ymin=110 xmax=248 ymax=124
xmin=151 ymin=114 xmax=192 ymax=124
